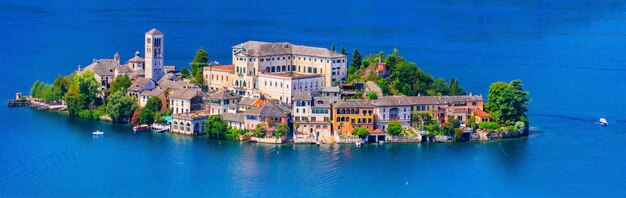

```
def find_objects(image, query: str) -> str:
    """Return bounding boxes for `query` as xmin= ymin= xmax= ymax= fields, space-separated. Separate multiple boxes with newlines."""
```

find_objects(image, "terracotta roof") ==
xmin=211 ymin=65 xmax=235 ymax=71
xmin=472 ymin=109 xmax=491 ymax=117
xmin=146 ymin=28 xmax=163 ymax=35
xmin=233 ymin=41 xmax=346 ymax=58
xmin=369 ymin=129 xmax=384 ymax=134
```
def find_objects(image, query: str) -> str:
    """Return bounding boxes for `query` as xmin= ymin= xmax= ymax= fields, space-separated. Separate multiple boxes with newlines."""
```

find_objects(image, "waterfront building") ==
xmin=145 ymin=28 xmax=165 ymax=81
xmin=408 ymin=96 xmax=447 ymax=125
xmin=471 ymin=109 xmax=491 ymax=124
xmin=221 ymin=112 xmax=245 ymax=129
xmin=206 ymin=90 xmax=242 ymax=115
xmin=170 ymin=89 xmax=204 ymax=114
xmin=292 ymin=91 xmax=333 ymax=143
xmin=371 ymin=96 xmax=413 ymax=131
xmin=170 ymin=111 xmax=209 ymax=135
xmin=332 ymin=99 xmax=375 ymax=136
xmin=441 ymin=94 xmax=485 ymax=124
xmin=244 ymin=101 xmax=291 ymax=137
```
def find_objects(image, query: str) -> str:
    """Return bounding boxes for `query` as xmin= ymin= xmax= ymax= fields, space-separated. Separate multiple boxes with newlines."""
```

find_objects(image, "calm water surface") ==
xmin=1 ymin=0 xmax=625 ymax=197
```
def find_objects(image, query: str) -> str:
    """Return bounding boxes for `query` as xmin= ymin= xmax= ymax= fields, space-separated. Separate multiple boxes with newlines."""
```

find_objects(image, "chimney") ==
xmin=469 ymin=92 xmax=473 ymax=96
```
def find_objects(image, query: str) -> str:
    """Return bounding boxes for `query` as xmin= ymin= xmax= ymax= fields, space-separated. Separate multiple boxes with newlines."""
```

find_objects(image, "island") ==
xmin=10 ymin=28 xmax=530 ymax=144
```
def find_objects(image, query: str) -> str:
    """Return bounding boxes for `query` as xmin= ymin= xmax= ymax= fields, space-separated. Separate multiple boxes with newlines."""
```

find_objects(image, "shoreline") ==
xmin=9 ymin=103 xmax=528 ymax=144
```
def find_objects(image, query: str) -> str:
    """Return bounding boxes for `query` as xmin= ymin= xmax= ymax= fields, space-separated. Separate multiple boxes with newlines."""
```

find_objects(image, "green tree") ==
xmin=331 ymin=44 xmax=335 ymax=52
xmin=340 ymin=45 xmax=347 ymax=55
xmin=51 ymin=75 xmax=71 ymax=101
xmin=145 ymin=96 xmax=162 ymax=112
xmin=352 ymin=127 xmax=369 ymax=138
xmin=106 ymin=91 xmax=138 ymax=123
xmin=180 ymin=67 xmax=190 ymax=78
xmin=205 ymin=115 xmax=229 ymax=139
xmin=138 ymin=108 xmax=155 ymax=125
xmin=431 ymin=78 xmax=449 ymax=96
xmin=274 ymin=123 xmax=289 ymax=138
xmin=110 ymin=74 xmax=132 ymax=94
xmin=351 ymin=48 xmax=362 ymax=68
xmin=387 ymin=120 xmax=403 ymax=136
xmin=486 ymin=80 xmax=530 ymax=125
xmin=449 ymin=78 xmax=465 ymax=96
xmin=367 ymin=92 xmax=378 ymax=100
xmin=74 ymin=71 xmax=100 ymax=108
xmin=190 ymin=49 xmax=209 ymax=88
xmin=253 ymin=123 xmax=265 ymax=137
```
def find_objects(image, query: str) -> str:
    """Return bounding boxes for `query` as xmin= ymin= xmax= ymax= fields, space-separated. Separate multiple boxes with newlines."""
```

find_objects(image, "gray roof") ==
xmin=233 ymin=41 xmax=346 ymax=58
xmin=292 ymin=90 xmax=320 ymax=101
xmin=128 ymin=78 xmax=155 ymax=92
xmin=83 ymin=59 xmax=120 ymax=77
xmin=407 ymin=96 xmax=445 ymax=105
xmin=146 ymin=28 xmax=163 ymax=35
xmin=312 ymin=97 xmax=333 ymax=108
xmin=221 ymin=112 xmax=245 ymax=123
xmin=334 ymin=99 xmax=373 ymax=108
xmin=245 ymin=102 xmax=290 ymax=117
xmin=171 ymin=89 xmax=201 ymax=100
xmin=208 ymin=90 xmax=242 ymax=100
xmin=441 ymin=95 xmax=484 ymax=102
xmin=321 ymin=86 xmax=341 ymax=93
xmin=139 ymin=88 xmax=164 ymax=97
xmin=370 ymin=96 xmax=413 ymax=107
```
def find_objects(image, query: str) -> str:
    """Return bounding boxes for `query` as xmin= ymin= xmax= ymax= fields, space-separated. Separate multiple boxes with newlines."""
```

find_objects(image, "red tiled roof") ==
xmin=472 ymin=109 xmax=491 ymax=117
xmin=212 ymin=65 xmax=235 ymax=71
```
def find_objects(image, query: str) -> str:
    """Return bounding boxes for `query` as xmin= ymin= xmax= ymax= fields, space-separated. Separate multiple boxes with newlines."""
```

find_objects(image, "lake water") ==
xmin=1 ymin=0 xmax=625 ymax=197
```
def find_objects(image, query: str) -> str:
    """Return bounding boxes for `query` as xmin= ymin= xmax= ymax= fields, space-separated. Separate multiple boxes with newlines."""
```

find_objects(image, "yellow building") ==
xmin=332 ymin=99 xmax=375 ymax=136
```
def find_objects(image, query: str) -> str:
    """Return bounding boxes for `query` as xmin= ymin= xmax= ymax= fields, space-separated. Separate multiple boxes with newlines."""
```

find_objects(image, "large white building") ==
xmin=204 ymin=41 xmax=347 ymax=104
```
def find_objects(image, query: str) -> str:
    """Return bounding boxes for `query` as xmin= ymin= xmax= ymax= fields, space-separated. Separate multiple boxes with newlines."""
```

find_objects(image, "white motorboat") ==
xmin=151 ymin=123 xmax=170 ymax=132
xmin=599 ymin=118 xmax=608 ymax=126
xmin=92 ymin=130 xmax=104 ymax=135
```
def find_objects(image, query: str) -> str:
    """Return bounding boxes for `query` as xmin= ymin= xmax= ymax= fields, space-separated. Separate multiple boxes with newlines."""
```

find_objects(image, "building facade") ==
xmin=145 ymin=28 xmax=164 ymax=81
xmin=332 ymin=99 xmax=375 ymax=136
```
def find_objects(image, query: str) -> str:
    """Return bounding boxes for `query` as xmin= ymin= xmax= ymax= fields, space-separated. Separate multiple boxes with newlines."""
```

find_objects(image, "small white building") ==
xmin=171 ymin=111 xmax=209 ymax=135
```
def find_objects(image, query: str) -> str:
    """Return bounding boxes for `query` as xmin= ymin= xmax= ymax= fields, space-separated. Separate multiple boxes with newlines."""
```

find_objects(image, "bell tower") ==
xmin=145 ymin=28 xmax=164 ymax=81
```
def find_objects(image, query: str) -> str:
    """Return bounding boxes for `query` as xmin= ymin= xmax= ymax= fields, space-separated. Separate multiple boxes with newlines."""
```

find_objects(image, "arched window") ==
xmin=282 ymin=65 xmax=286 ymax=71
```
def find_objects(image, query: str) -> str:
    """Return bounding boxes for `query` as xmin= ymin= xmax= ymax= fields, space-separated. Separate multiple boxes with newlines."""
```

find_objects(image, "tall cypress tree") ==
xmin=351 ymin=48 xmax=362 ymax=68
xmin=340 ymin=45 xmax=347 ymax=55
xmin=331 ymin=44 xmax=335 ymax=52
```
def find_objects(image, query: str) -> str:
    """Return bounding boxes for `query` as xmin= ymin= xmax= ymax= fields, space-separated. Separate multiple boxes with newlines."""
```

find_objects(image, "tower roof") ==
xmin=146 ymin=28 xmax=164 ymax=35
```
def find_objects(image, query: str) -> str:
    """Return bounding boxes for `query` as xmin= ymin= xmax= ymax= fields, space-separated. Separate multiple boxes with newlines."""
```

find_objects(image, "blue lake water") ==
xmin=1 ymin=0 xmax=626 ymax=197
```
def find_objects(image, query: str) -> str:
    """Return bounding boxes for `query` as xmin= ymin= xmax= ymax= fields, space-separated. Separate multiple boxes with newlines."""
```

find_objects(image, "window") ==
xmin=313 ymin=68 xmax=317 ymax=73
xmin=308 ymin=67 xmax=312 ymax=73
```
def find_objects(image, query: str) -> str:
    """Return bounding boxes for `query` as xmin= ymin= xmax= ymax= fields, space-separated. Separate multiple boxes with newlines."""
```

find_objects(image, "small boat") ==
xmin=355 ymin=141 xmax=362 ymax=147
xmin=92 ymin=130 xmax=104 ymax=135
xmin=599 ymin=118 xmax=608 ymax=126
xmin=133 ymin=125 xmax=150 ymax=132
xmin=151 ymin=123 xmax=170 ymax=132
